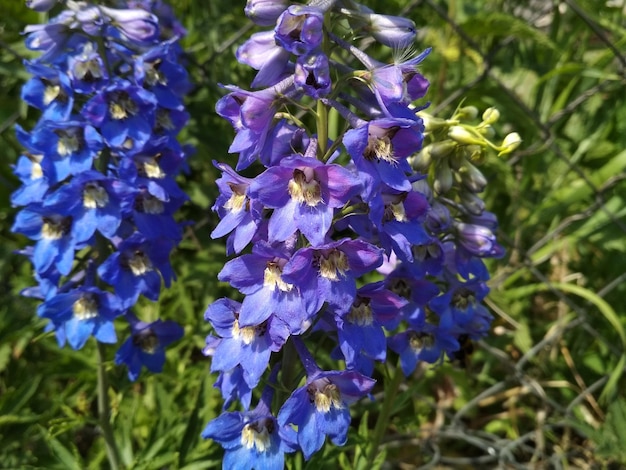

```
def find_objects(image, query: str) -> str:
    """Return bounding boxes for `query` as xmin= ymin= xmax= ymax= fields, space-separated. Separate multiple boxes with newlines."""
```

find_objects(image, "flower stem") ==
xmin=366 ymin=360 xmax=404 ymax=466
xmin=97 ymin=342 xmax=122 ymax=470
xmin=316 ymin=99 xmax=328 ymax=158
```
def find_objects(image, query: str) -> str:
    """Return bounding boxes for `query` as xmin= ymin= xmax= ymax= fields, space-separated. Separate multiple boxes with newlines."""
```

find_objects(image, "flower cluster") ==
xmin=11 ymin=0 xmax=190 ymax=380
xmin=202 ymin=0 xmax=515 ymax=466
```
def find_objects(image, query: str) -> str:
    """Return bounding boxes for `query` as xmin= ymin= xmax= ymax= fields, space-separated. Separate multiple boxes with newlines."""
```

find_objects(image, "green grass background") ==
xmin=1 ymin=0 xmax=625 ymax=468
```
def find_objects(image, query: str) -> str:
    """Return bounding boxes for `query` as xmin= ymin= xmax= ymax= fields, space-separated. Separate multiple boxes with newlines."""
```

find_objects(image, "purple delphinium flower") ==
xmin=236 ymin=30 xmax=291 ymax=88
xmin=343 ymin=116 xmax=424 ymax=200
xmin=204 ymin=298 xmax=290 ymax=389
xmin=28 ymin=119 xmax=103 ymax=184
xmin=216 ymin=81 xmax=294 ymax=170
xmin=202 ymin=372 xmax=297 ymax=469
xmin=249 ymin=155 xmax=362 ymax=246
xmin=67 ymin=42 xmax=109 ymax=94
xmin=211 ymin=162 xmax=263 ymax=255
xmin=12 ymin=205 xmax=79 ymax=276
xmin=218 ymin=243 xmax=312 ymax=334
xmin=274 ymin=5 xmax=324 ymax=55
xmin=365 ymin=187 xmax=431 ymax=262
xmin=211 ymin=366 xmax=253 ymax=411
xmin=21 ymin=63 xmax=74 ymax=120
xmin=277 ymin=339 xmax=375 ymax=460
xmin=429 ymin=278 xmax=493 ymax=337
xmin=281 ymin=238 xmax=384 ymax=315
xmin=294 ymin=51 xmax=331 ymax=98
xmin=115 ymin=314 xmax=184 ymax=381
xmin=333 ymin=282 xmax=406 ymax=374
xmin=388 ymin=324 xmax=459 ymax=376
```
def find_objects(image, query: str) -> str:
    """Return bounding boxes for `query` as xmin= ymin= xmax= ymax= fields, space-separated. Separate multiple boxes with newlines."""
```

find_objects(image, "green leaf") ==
xmin=178 ymin=380 xmax=205 ymax=467
xmin=461 ymin=12 xmax=559 ymax=51
xmin=43 ymin=432 xmax=82 ymax=470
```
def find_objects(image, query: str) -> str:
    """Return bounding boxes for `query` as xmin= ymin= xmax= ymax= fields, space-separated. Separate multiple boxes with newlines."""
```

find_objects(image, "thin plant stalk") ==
xmin=97 ymin=342 xmax=122 ymax=470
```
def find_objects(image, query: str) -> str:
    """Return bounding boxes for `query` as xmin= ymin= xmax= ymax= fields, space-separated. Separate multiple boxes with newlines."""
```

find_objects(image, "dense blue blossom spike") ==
xmin=13 ymin=0 xmax=190 ymax=378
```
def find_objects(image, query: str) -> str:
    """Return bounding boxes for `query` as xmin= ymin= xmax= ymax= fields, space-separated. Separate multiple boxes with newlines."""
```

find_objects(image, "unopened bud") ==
xmin=429 ymin=140 xmax=456 ymax=159
xmin=245 ymin=0 xmax=288 ymax=26
xmin=365 ymin=14 xmax=417 ymax=48
xmin=481 ymin=107 xmax=500 ymax=125
xmin=419 ymin=113 xmax=449 ymax=132
xmin=459 ymin=191 xmax=486 ymax=216
xmin=464 ymin=144 xmax=484 ymax=163
xmin=466 ymin=210 xmax=499 ymax=230
xmin=433 ymin=161 xmax=453 ymax=195
xmin=457 ymin=106 xmax=478 ymax=120
xmin=426 ymin=201 xmax=452 ymax=233
xmin=408 ymin=146 xmax=432 ymax=172
xmin=498 ymin=132 xmax=522 ymax=156
xmin=448 ymin=126 xmax=483 ymax=146
xmin=479 ymin=125 xmax=495 ymax=140
xmin=26 ymin=0 xmax=57 ymax=11
xmin=459 ymin=161 xmax=487 ymax=193
xmin=99 ymin=7 xmax=159 ymax=42
xmin=455 ymin=222 xmax=502 ymax=257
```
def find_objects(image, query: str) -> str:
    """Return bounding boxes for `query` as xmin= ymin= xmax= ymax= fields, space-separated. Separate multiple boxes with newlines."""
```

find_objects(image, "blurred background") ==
xmin=1 ymin=0 xmax=625 ymax=468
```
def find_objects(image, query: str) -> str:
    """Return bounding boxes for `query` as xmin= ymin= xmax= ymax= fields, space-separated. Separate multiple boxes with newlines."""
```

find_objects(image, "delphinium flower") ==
xmin=203 ymin=0 xmax=517 ymax=465
xmin=11 ymin=0 xmax=191 ymax=380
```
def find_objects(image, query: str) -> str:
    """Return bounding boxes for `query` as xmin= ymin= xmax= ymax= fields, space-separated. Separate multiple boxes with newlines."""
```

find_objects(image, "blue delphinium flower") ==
xmin=204 ymin=298 xmax=290 ymax=389
xmin=38 ymin=286 xmax=123 ymax=350
xmin=202 ymin=370 xmax=297 ymax=470
xmin=13 ymin=0 xmax=190 ymax=376
xmin=115 ymin=314 xmax=184 ymax=381
xmin=217 ymin=243 xmax=312 ymax=334
xmin=248 ymin=154 xmax=362 ymax=246
xmin=277 ymin=339 xmax=375 ymax=459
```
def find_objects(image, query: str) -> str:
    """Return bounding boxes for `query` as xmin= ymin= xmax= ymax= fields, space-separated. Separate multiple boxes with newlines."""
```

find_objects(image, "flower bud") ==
xmin=478 ymin=125 xmax=495 ymax=140
xmin=498 ymin=132 xmax=522 ymax=156
xmin=426 ymin=201 xmax=452 ymax=233
xmin=433 ymin=161 xmax=453 ymax=195
xmin=448 ymin=126 xmax=483 ymax=146
xmin=455 ymin=222 xmax=502 ymax=257
xmin=466 ymin=211 xmax=499 ymax=230
xmin=419 ymin=112 xmax=448 ymax=132
xmin=463 ymin=144 xmax=484 ymax=163
xmin=429 ymin=140 xmax=456 ymax=160
xmin=459 ymin=161 xmax=487 ymax=193
xmin=26 ymin=0 xmax=58 ymax=11
xmin=481 ymin=107 xmax=500 ymax=125
xmin=365 ymin=14 xmax=417 ymax=48
xmin=456 ymin=106 xmax=478 ymax=120
xmin=99 ymin=6 xmax=159 ymax=42
xmin=244 ymin=0 xmax=288 ymax=26
xmin=459 ymin=191 xmax=485 ymax=216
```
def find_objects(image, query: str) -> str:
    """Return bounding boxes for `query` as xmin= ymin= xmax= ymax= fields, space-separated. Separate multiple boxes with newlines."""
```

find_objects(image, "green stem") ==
xmin=316 ymin=99 xmax=328 ymax=158
xmin=97 ymin=343 xmax=122 ymax=470
xmin=366 ymin=361 xmax=404 ymax=466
